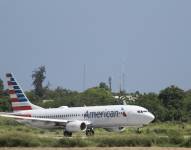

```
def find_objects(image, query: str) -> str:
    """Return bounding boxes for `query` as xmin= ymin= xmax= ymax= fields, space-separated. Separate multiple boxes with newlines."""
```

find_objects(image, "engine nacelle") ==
xmin=105 ymin=127 xmax=125 ymax=132
xmin=65 ymin=121 xmax=87 ymax=132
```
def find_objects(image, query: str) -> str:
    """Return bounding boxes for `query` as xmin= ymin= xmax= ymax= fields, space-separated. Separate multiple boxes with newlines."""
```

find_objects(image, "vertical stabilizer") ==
xmin=6 ymin=73 xmax=42 ymax=112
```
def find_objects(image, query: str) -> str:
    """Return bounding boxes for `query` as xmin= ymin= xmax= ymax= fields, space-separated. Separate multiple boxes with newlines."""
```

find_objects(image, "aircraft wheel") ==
xmin=136 ymin=128 xmax=142 ymax=134
xmin=64 ymin=131 xmax=72 ymax=137
xmin=91 ymin=129 xmax=95 ymax=135
xmin=86 ymin=128 xmax=94 ymax=136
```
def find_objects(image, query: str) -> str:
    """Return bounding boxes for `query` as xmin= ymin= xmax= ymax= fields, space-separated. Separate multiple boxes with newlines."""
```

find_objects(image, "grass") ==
xmin=0 ymin=148 xmax=191 ymax=150
xmin=0 ymin=117 xmax=191 ymax=147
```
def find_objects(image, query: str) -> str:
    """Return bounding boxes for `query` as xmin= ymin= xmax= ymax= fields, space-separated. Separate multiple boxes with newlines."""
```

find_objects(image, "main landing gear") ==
xmin=63 ymin=128 xmax=95 ymax=137
xmin=63 ymin=130 xmax=72 ymax=137
xmin=86 ymin=128 xmax=94 ymax=136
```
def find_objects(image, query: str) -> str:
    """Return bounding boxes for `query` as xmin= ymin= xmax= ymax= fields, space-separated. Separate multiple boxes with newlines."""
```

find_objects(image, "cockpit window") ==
xmin=137 ymin=110 xmax=148 ymax=113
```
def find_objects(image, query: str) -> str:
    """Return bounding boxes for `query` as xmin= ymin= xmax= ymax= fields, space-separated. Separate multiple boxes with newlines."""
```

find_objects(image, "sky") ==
xmin=0 ymin=0 xmax=191 ymax=93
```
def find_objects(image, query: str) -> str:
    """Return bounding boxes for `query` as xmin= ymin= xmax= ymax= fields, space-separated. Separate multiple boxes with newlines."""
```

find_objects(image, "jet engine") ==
xmin=105 ymin=127 xmax=125 ymax=132
xmin=65 ymin=121 xmax=87 ymax=132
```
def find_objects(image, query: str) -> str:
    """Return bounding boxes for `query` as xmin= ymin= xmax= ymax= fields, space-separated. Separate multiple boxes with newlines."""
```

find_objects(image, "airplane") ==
xmin=0 ymin=73 xmax=155 ymax=137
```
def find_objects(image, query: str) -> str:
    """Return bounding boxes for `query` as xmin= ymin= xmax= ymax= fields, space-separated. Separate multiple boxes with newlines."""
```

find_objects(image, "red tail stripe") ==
xmin=9 ymin=90 xmax=15 ymax=94
xmin=12 ymin=106 xmax=32 ymax=111
xmin=8 ymin=81 xmax=13 ymax=85
xmin=11 ymin=98 xmax=20 ymax=102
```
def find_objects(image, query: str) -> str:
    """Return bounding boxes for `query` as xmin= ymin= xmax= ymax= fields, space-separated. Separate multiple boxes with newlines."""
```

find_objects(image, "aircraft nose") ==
xmin=147 ymin=112 xmax=155 ymax=123
xmin=143 ymin=112 xmax=155 ymax=124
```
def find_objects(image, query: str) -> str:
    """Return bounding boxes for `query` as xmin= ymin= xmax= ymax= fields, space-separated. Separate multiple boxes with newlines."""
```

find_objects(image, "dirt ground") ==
xmin=0 ymin=147 xmax=191 ymax=150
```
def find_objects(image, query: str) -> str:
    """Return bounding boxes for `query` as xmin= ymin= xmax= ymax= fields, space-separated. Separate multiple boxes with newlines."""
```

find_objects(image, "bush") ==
xmin=94 ymin=135 xmax=153 ymax=147
xmin=54 ymin=138 xmax=94 ymax=147
xmin=167 ymin=129 xmax=184 ymax=145
xmin=181 ymin=138 xmax=191 ymax=147
xmin=0 ymin=132 xmax=40 ymax=147
xmin=152 ymin=128 xmax=168 ymax=134
xmin=0 ymin=122 xmax=189 ymax=147
xmin=39 ymin=130 xmax=45 ymax=134
xmin=0 ymin=117 xmax=20 ymax=126
xmin=154 ymin=136 xmax=169 ymax=146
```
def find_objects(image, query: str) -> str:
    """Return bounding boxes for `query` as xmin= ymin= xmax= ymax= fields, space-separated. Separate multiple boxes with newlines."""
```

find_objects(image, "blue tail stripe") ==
xmin=6 ymin=73 xmax=12 ymax=77
xmin=16 ymin=94 xmax=25 ymax=98
xmin=15 ymin=90 xmax=22 ymax=94
xmin=18 ymin=97 xmax=28 ymax=102
xmin=18 ymin=99 xmax=28 ymax=102
xmin=10 ymin=78 xmax=15 ymax=81
xmin=13 ymin=86 xmax=20 ymax=90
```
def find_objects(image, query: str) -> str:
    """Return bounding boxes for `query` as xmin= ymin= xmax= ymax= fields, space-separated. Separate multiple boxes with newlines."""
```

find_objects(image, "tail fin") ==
xmin=6 ymin=73 xmax=43 ymax=112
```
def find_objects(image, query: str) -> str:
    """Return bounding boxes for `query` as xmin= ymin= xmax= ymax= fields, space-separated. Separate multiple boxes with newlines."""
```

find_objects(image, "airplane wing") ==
xmin=0 ymin=114 xmax=91 ymax=127
xmin=0 ymin=114 xmax=68 ymax=123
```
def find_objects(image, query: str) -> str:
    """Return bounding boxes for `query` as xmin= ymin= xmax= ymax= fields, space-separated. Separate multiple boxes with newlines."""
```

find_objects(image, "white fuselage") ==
xmin=15 ymin=105 xmax=155 ymax=129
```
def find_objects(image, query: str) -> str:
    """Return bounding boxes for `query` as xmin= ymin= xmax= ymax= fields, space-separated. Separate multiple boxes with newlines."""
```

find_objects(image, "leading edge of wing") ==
xmin=0 ymin=114 xmax=91 ymax=125
xmin=0 ymin=114 xmax=68 ymax=123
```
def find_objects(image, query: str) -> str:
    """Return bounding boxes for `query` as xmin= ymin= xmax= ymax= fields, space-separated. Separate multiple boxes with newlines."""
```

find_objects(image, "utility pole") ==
xmin=122 ymin=72 xmax=125 ymax=92
xmin=83 ymin=64 xmax=86 ymax=91
xmin=108 ymin=76 xmax=112 ymax=91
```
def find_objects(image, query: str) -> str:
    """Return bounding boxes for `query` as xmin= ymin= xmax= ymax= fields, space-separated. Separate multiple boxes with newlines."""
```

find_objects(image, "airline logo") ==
xmin=122 ymin=112 xmax=127 ymax=117
xmin=6 ymin=73 xmax=32 ymax=111
xmin=83 ymin=110 xmax=127 ymax=119
xmin=121 ymin=107 xmax=127 ymax=117
xmin=84 ymin=110 xmax=119 ymax=118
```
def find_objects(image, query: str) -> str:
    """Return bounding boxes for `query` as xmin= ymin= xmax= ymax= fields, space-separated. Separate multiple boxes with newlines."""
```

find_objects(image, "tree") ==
xmin=80 ymin=87 xmax=115 ymax=106
xmin=32 ymin=66 xmax=46 ymax=97
xmin=159 ymin=85 xmax=184 ymax=109
xmin=159 ymin=85 xmax=185 ymax=121
xmin=99 ymin=82 xmax=110 ymax=91
xmin=134 ymin=93 xmax=166 ymax=122
xmin=181 ymin=90 xmax=191 ymax=121
xmin=0 ymin=79 xmax=3 ymax=96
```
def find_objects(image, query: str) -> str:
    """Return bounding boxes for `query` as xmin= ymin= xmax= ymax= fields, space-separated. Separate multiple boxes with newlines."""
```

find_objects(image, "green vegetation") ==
xmin=24 ymin=84 xmax=191 ymax=123
xmin=1 ymin=66 xmax=191 ymax=147
xmin=132 ymin=86 xmax=191 ymax=122
xmin=32 ymin=65 xmax=46 ymax=97
xmin=26 ymin=85 xmax=191 ymax=123
xmin=1 ymin=66 xmax=191 ymax=123
xmin=0 ymin=118 xmax=191 ymax=147
xmin=0 ymin=78 xmax=4 ymax=92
